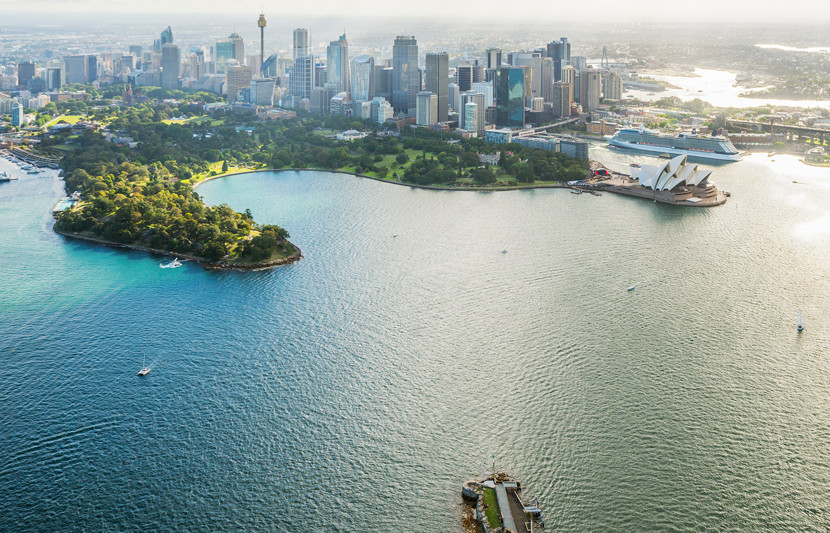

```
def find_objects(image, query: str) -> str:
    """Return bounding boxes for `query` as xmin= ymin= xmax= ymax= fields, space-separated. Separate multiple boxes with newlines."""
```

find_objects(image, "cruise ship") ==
xmin=608 ymin=127 xmax=741 ymax=162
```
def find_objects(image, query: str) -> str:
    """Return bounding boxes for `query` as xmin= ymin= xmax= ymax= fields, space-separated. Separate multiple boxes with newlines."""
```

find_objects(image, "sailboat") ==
xmin=797 ymin=310 xmax=804 ymax=332
xmin=138 ymin=356 xmax=151 ymax=376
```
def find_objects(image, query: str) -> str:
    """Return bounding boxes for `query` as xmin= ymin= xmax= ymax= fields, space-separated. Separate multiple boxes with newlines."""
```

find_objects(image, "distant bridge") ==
xmin=726 ymin=119 xmax=830 ymax=143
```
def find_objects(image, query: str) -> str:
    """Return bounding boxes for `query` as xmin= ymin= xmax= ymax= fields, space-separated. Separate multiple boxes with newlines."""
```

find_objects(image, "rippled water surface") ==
xmin=1 ymin=147 xmax=829 ymax=531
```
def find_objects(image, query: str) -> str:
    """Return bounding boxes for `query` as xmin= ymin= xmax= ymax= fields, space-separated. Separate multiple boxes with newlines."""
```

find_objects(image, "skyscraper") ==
xmin=425 ymin=52 xmax=448 ymax=122
xmin=579 ymin=67 xmax=601 ymax=112
xmin=495 ymin=66 xmax=525 ymax=128
xmin=552 ymin=82 xmax=573 ymax=117
xmin=456 ymin=63 xmax=473 ymax=92
xmin=161 ymin=26 xmax=174 ymax=46
xmin=531 ymin=57 xmax=553 ymax=102
xmin=161 ymin=44 xmax=180 ymax=90
xmin=63 ymin=55 xmax=87 ymax=84
xmin=289 ymin=56 xmax=315 ymax=100
xmin=229 ymin=33 xmax=245 ymax=64
xmin=416 ymin=91 xmax=437 ymax=126
xmin=293 ymin=29 xmax=309 ymax=62
xmin=17 ymin=62 xmax=36 ymax=89
xmin=392 ymin=35 xmax=418 ymax=115
xmin=350 ymin=55 xmax=374 ymax=102
xmin=326 ymin=34 xmax=350 ymax=94
xmin=486 ymin=48 xmax=502 ymax=72
xmin=547 ymin=37 xmax=570 ymax=82
xmin=226 ymin=62 xmax=252 ymax=102
xmin=86 ymin=55 xmax=98 ymax=83
xmin=460 ymin=92 xmax=485 ymax=133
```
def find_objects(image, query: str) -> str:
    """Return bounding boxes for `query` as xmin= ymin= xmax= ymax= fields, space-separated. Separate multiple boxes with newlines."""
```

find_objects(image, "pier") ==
xmin=463 ymin=474 xmax=544 ymax=533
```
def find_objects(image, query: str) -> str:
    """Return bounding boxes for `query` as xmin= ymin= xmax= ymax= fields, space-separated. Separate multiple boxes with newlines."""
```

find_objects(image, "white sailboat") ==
xmin=138 ymin=356 xmax=151 ymax=376
xmin=797 ymin=310 xmax=804 ymax=332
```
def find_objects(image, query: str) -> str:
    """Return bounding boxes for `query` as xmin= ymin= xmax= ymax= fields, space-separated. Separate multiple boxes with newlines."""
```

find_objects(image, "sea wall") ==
xmin=53 ymin=227 xmax=302 ymax=270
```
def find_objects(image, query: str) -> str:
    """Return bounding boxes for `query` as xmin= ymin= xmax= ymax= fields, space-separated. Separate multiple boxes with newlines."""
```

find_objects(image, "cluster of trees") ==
xmin=55 ymin=108 xmax=291 ymax=263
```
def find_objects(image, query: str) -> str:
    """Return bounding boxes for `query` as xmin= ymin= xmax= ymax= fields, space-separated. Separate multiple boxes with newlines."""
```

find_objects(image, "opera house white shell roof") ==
xmin=632 ymin=155 xmax=712 ymax=191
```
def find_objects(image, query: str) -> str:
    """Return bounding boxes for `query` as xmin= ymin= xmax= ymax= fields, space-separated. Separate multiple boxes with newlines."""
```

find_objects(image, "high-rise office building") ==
xmin=460 ymin=92 xmax=485 ymax=133
xmin=374 ymin=66 xmax=393 ymax=102
xmin=485 ymin=48 xmax=502 ymax=82
xmin=447 ymin=82 xmax=459 ymax=113
xmin=229 ymin=33 xmax=245 ymax=64
xmin=495 ymin=66 xmax=525 ymax=128
xmin=547 ymin=37 xmax=570 ymax=82
xmin=17 ymin=62 xmax=36 ymax=89
xmin=350 ymin=55 xmax=374 ymax=102
xmin=456 ymin=63 xmax=473 ymax=92
xmin=326 ymin=34 xmax=350 ymax=93
xmin=86 ymin=55 xmax=98 ymax=83
xmin=579 ymin=67 xmax=601 ymax=112
xmin=129 ymin=45 xmax=143 ymax=57
xmin=425 ymin=52 xmax=448 ymax=122
xmin=552 ymin=82 xmax=574 ymax=117
xmin=602 ymin=71 xmax=622 ymax=100
xmin=531 ymin=56 xmax=553 ymax=102
xmin=63 ymin=55 xmax=87 ymax=84
xmin=416 ymin=91 xmax=438 ymax=126
xmin=226 ymin=62 xmax=252 ymax=102
xmin=293 ymin=28 xmax=309 ymax=62
xmin=215 ymin=41 xmax=234 ymax=74
xmin=250 ymin=77 xmax=275 ymax=105
xmin=289 ymin=55 xmax=315 ymax=99
xmin=161 ymin=26 xmax=173 ymax=46
xmin=161 ymin=44 xmax=180 ymax=90
xmin=486 ymin=48 xmax=502 ymax=70
xmin=46 ymin=66 xmax=63 ymax=91
xmin=392 ymin=35 xmax=418 ymax=114
xmin=471 ymin=81 xmax=494 ymax=107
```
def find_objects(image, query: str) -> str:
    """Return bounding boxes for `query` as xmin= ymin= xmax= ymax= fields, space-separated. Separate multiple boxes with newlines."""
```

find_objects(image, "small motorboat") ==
xmin=797 ymin=310 xmax=804 ymax=332
xmin=160 ymin=258 xmax=183 ymax=269
xmin=627 ymin=283 xmax=635 ymax=291
xmin=501 ymin=250 xmax=508 ymax=254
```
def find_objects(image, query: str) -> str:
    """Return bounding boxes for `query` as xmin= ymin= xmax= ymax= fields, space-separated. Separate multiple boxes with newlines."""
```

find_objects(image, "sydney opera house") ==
xmin=622 ymin=155 xmax=726 ymax=206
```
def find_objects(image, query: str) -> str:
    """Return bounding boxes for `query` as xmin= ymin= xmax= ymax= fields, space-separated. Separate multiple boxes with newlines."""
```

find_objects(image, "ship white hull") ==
xmin=608 ymin=138 xmax=742 ymax=162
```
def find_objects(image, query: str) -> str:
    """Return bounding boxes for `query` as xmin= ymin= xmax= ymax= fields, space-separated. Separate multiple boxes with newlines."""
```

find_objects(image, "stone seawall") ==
xmin=53 ymin=227 xmax=302 ymax=270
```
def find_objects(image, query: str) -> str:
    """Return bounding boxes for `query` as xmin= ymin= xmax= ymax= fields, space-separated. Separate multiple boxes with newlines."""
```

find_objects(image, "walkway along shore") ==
xmin=53 ymin=227 xmax=302 ymax=271
xmin=195 ymin=166 xmax=729 ymax=206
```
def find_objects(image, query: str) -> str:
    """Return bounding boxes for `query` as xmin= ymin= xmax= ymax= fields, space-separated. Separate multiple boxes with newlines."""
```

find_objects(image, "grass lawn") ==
xmin=482 ymin=488 xmax=501 ymax=529
xmin=311 ymin=128 xmax=335 ymax=136
xmin=49 ymin=144 xmax=78 ymax=153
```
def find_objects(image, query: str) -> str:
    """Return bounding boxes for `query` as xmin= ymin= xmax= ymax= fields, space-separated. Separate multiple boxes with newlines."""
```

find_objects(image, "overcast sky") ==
xmin=2 ymin=0 xmax=829 ymax=23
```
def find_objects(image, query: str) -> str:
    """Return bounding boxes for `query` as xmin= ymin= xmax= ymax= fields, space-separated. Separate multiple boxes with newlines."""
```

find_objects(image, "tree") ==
xmin=395 ymin=152 xmax=408 ymax=165
xmin=222 ymin=160 xmax=229 ymax=172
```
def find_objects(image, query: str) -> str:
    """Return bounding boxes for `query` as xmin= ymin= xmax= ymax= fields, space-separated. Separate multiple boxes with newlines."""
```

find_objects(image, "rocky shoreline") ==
xmin=53 ymin=227 xmax=302 ymax=270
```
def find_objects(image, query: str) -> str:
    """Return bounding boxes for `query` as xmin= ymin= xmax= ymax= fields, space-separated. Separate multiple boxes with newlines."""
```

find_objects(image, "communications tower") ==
xmin=257 ymin=13 xmax=267 ymax=68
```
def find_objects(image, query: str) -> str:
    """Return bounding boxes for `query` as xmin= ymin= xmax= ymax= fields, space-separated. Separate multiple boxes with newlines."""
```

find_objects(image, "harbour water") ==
xmin=1 ymin=148 xmax=830 ymax=531
xmin=626 ymin=67 xmax=830 ymax=109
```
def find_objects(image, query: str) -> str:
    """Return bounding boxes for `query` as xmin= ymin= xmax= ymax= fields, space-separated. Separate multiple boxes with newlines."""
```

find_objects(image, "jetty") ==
xmin=462 ymin=473 xmax=544 ymax=533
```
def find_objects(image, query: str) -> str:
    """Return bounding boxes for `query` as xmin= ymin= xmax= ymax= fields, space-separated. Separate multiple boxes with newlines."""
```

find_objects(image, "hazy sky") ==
xmin=2 ymin=0 xmax=829 ymax=23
